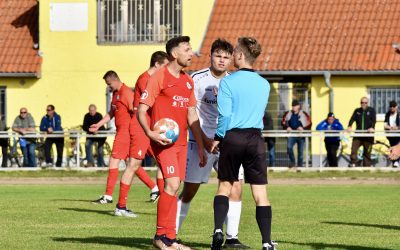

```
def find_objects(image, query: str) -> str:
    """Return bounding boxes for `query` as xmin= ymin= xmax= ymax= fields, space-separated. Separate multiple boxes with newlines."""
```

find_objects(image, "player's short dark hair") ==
xmin=166 ymin=36 xmax=190 ymax=56
xmin=103 ymin=70 xmax=119 ymax=80
xmin=211 ymin=39 xmax=233 ymax=55
xmin=47 ymin=104 xmax=55 ymax=111
xmin=237 ymin=37 xmax=262 ymax=64
xmin=150 ymin=51 xmax=168 ymax=67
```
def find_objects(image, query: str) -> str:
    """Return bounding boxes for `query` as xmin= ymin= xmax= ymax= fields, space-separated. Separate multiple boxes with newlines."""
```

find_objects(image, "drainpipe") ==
xmin=323 ymin=71 xmax=333 ymax=113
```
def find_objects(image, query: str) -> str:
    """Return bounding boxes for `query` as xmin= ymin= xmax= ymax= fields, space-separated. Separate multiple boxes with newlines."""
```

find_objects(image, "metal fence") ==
xmin=0 ymin=130 xmax=399 ymax=169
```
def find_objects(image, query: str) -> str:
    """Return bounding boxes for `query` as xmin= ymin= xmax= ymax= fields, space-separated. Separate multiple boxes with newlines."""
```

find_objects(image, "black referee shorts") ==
xmin=218 ymin=128 xmax=268 ymax=184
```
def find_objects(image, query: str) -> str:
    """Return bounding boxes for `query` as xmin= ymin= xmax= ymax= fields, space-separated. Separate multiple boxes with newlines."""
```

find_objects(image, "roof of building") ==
xmin=0 ymin=0 xmax=41 ymax=77
xmin=189 ymin=0 xmax=400 ymax=72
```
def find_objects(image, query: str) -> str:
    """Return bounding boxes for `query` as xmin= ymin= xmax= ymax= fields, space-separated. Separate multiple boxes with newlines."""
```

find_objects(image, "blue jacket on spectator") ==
xmin=40 ymin=112 xmax=63 ymax=132
xmin=316 ymin=118 xmax=344 ymax=143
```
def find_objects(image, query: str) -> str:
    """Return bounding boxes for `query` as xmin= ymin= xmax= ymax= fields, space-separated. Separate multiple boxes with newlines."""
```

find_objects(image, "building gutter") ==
xmin=0 ymin=72 xmax=40 ymax=78
xmin=257 ymin=70 xmax=400 ymax=76
xmin=258 ymin=70 xmax=400 ymax=114
xmin=323 ymin=72 xmax=333 ymax=113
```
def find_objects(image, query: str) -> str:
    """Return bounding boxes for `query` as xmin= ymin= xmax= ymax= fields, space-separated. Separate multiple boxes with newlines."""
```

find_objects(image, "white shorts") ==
xmin=185 ymin=141 xmax=244 ymax=183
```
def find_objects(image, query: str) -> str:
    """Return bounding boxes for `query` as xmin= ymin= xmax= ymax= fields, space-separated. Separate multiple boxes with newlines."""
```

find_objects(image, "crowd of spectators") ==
xmin=0 ymin=96 xmax=398 ymax=168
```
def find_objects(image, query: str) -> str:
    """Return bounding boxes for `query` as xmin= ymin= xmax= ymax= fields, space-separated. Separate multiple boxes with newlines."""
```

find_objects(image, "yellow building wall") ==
xmin=3 ymin=0 xmax=214 ymax=128
xmin=311 ymin=75 xmax=400 ymax=157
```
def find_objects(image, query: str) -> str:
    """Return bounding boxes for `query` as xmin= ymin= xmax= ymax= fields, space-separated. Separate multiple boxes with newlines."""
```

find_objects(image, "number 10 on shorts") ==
xmin=167 ymin=165 xmax=175 ymax=174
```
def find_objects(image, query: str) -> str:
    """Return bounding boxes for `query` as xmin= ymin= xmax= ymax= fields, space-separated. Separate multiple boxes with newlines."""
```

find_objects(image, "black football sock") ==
xmin=256 ymin=206 xmax=272 ymax=244
xmin=213 ymin=195 xmax=229 ymax=231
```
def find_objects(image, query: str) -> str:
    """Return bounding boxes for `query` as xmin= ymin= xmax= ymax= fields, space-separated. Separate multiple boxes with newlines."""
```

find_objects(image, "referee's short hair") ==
xmin=103 ymin=70 xmax=119 ymax=80
xmin=150 ymin=51 xmax=168 ymax=67
xmin=211 ymin=39 xmax=233 ymax=55
xmin=237 ymin=37 xmax=262 ymax=64
xmin=166 ymin=36 xmax=190 ymax=56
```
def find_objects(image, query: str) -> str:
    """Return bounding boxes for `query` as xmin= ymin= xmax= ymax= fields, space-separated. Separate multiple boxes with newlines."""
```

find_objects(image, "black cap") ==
xmin=291 ymin=100 xmax=300 ymax=106
xmin=327 ymin=112 xmax=335 ymax=118
xmin=389 ymin=100 xmax=397 ymax=107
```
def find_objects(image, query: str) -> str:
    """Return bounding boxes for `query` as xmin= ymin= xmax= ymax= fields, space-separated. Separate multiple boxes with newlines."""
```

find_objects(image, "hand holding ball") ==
xmin=153 ymin=118 xmax=180 ymax=144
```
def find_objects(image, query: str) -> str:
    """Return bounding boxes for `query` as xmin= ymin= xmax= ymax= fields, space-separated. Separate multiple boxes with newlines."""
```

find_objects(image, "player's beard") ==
xmin=177 ymin=57 xmax=191 ymax=68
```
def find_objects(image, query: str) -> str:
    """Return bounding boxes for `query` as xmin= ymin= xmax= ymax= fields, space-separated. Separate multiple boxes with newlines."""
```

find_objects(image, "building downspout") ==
xmin=323 ymin=71 xmax=333 ymax=113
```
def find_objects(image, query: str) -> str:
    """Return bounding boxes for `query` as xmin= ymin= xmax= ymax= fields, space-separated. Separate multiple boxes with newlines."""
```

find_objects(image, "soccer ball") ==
xmin=153 ymin=118 xmax=180 ymax=143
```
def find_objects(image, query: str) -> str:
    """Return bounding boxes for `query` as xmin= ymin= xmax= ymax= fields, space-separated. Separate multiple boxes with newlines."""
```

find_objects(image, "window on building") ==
xmin=97 ymin=0 xmax=182 ymax=44
xmin=368 ymin=87 xmax=400 ymax=115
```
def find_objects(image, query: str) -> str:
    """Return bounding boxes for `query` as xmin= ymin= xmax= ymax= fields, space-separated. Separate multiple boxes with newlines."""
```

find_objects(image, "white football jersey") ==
xmin=189 ymin=68 xmax=229 ymax=140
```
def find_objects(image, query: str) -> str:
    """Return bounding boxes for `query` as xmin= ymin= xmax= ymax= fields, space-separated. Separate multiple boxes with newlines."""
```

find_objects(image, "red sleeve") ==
xmin=140 ymin=71 xmax=163 ymax=107
xmin=137 ymin=75 xmax=147 ymax=94
xmin=122 ymin=86 xmax=134 ymax=112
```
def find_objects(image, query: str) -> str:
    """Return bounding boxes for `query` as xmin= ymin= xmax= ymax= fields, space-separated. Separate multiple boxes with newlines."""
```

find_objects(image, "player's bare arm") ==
xmin=89 ymin=113 xmax=112 ymax=133
xmin=201 ymin=129 xmax=215 ymax=153
xmin=188 ymin=107 xmax=207 ymax=167
xmin=389 ymin=144 xmax=400 ymax=160
xmin=137 ymin=103 xmax=170 ymax=145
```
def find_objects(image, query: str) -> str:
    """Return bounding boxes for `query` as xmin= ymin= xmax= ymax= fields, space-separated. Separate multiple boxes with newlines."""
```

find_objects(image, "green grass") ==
xmin=0 ymin=184 xmax=399 ymax=249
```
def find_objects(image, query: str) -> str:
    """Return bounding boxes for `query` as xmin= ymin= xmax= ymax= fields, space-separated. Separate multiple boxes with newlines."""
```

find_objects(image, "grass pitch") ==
xmin=0 ymin=183 xmax=399 ymax=250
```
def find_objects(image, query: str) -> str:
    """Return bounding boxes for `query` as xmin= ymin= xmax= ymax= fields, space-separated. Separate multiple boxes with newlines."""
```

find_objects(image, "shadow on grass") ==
xmin=59 ymin=207 xmax=155 ymax=216
xmin=322 ymin=221 xmax=400 ymax=231
xmin=52 ymin=199 xmax=93 ymax=202
xmin=53 ymin=236 xmax=151 ymax=249
xmin=279 ymin=240 xmax=392 ymax=250
xmin=53 ymin=236 xmax=210 ymax=249
xmin=59 ymin=207 xmax=113 ymax=216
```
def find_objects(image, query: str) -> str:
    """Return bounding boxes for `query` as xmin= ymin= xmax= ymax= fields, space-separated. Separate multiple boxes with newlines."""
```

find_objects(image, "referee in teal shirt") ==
xmin=210 ymin=37 xmax=276 ymax=250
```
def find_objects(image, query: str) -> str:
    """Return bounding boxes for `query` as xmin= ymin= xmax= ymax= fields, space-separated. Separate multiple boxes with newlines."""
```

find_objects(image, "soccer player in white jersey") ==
xmin=176 ymin=39 xmax=249 ymax=249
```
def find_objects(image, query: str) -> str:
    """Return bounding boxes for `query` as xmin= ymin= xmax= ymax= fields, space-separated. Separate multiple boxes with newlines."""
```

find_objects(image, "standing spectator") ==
xmin=384 ymin=100 xmax=400 ymax=167
xmin=0 ymin=116 xmax=8 ymax=167
xmin=263 ymin=111 xmax=275 ymax=167
xmin=316 ymin=113 xmax=344 ymax=167
xmin=281 ymin=100 xmax=312 ymax=168
xmin=82 ymin=104 xmax=106 ymax=167
xmin=347 ymin=97 xmax=376 ymax=167
xmin=12 ymin=108 xmax=36 ymax=167
xmin=40 ymin=104 xmax=64 ymax=167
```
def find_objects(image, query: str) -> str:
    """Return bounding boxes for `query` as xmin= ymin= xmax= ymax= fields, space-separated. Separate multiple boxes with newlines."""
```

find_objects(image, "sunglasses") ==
xmin=360 ymin=102 xmax=368 ymax=104
xmin=20 ymin=111 xmax=27 ymax=114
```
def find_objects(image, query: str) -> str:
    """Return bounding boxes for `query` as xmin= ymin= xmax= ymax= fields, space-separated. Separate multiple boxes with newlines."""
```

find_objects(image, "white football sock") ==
xmin=225 ymin=201 xmax=242 ymax=239
xmin=176 ymin=199 xmax=191 ymax=234
xmin=151 ymin=185 xmax=159 ymax=192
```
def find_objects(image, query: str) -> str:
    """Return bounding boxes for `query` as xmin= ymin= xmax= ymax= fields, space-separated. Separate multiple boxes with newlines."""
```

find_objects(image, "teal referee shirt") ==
xmin=215 ymin=68 xmax=270 ymax=139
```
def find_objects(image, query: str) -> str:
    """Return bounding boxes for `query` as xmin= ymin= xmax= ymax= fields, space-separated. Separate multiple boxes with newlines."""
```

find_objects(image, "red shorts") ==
xmin=152 ymin=144 xmax=187 ymax=180
xmin=111 ymin=127 xmax=130 ymax=160
xmin=129 ymin=115 xmax=154 ymax=159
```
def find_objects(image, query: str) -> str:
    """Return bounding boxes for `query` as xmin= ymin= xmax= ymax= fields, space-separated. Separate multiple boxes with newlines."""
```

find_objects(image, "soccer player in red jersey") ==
xmin=90 ymin=70 xmax=137 ymax=217
xmin=138 ymin=36 xmax=207 ymax=250
xmin=131 ymin=51 xmax=169 ymax=202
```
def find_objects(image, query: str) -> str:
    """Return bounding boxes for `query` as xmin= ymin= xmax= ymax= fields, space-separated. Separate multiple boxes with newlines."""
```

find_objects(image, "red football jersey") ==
xmin=111 ymin=83 xmax=134 ymax=129
xmin=133 ymin=71 xmax=150 ymax=111
xmin=140 ymin=66 xmax=196 ymax=146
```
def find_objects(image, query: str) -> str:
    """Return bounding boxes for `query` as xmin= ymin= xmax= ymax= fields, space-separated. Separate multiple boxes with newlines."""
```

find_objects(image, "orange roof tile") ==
xmin=190 ymin=0 xmax=400 ymax=72
xmin=0 ymin=0 xmax=41 ymax=76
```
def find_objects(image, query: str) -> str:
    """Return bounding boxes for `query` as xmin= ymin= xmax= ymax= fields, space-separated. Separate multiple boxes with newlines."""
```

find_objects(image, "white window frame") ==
xmin=368 ymin=86 xmax=400 ymax=117
xmin=97 ymin=0 xmax=182 ymax=44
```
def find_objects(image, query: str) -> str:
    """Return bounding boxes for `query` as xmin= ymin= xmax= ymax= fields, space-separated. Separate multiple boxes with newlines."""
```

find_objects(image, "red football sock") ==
xmin=135 ymin=166 xmax=156 ymax=190
xmin=105 ymin=168 xmax=119 ymax=196
xmin=157 ymin=178 xmax=164 ymax=193
xmin=156 ymin=191 xmax=175 ymax=236
xmin=117 ymin=182 xmax=131 ymax=208
xmin=166 ymin=194 xmax=178 ymax=239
